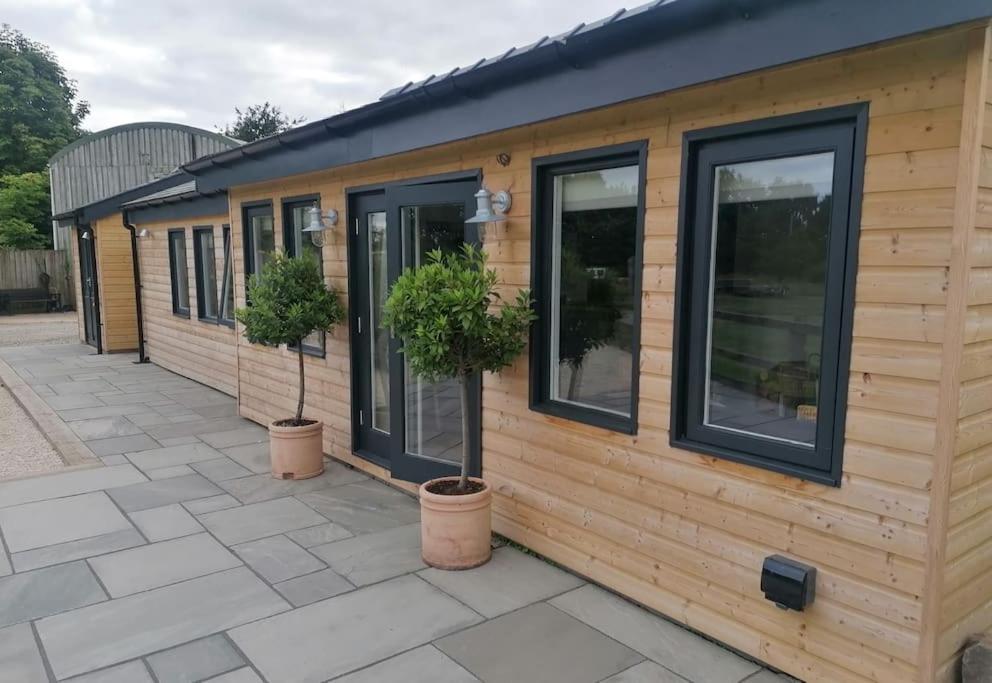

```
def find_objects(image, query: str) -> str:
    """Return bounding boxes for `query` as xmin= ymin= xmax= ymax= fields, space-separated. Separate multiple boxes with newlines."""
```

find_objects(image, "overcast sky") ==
xmin=3 ymin=0 xmax=626 ymax=133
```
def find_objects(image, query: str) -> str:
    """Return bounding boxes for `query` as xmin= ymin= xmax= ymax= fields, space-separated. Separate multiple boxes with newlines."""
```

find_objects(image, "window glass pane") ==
xmin=704 ymin=152 xmax=833 ymax=446
xmin=250 ymin=214 xmax=274 ymax=274
xmin=402 ymin=203 xmax=466 ymax=463
xmin=170 ymin=232 xmax=189 ymax=312
xmin=220 ymin=227 xmax=235 ymax=322
xmin=368 ymin=211 xmax=389 ymax=433
xmin=550 ymin=164 xmax=638 ymax=417
xmin=196 ymin=230 xmax=218 ymax=319
xmin=286 ymin=202 xmax=323 ymax=351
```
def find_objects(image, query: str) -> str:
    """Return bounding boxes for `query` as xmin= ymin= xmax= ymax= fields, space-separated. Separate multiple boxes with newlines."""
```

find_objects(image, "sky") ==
xmin=2 ymin=0 xmax=628 ymax=133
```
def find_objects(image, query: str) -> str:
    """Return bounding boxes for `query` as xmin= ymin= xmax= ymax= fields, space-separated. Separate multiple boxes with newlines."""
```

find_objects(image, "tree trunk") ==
xmin=457 ymin=372 xmax=470 ymax=492
xmin=296 ymin=344 xmax=305 ymax=423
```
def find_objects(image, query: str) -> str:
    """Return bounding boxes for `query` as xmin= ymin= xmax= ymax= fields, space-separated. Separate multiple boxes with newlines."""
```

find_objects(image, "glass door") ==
xmin=349 ymin=179 xmax=481 ymax=483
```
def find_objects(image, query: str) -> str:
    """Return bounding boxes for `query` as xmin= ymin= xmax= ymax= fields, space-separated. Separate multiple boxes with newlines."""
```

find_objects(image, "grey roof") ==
xmin=122 ymin=180 xmax=197 ymax=206
xmin=180 ymin=0 xmax=991 ymax=193
xmin=49 ymin=122 xmax=241 ymax=165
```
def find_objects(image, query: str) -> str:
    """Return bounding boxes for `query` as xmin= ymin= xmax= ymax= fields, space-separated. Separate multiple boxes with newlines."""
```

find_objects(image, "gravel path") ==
xmin=0 ymin=311 xmax=78 ymax=347
xmin=0 ymin=383 xmax=65 ymax=480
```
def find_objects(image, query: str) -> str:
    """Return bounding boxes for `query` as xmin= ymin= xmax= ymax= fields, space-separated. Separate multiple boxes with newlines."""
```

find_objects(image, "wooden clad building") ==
xmin=103 ymin=2 xmax=992 ymax=680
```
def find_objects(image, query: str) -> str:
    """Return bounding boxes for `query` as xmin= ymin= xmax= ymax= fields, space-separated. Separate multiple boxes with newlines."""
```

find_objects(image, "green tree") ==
xmin=236 ymin=251 xmax=345 ymax=423
xmin=383 ymin=245 xmax=534 ymax=491
xmin=0 ymin=25 xmax=89 ymax=176
xmin=221 ymin=102 xmax=305 ymax=142
xmin=0 ymin=172 xmax=50 ymax=249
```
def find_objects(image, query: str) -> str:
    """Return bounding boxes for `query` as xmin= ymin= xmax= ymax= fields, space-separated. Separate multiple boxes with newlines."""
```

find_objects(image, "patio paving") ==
xmin=0 ymin=344 xmax=791 ymax=682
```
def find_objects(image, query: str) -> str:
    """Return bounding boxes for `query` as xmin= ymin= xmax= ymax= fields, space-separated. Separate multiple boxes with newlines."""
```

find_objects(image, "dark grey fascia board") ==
xmin=57 ymin=173 xmax=197 ymax=226
xmin=184 ymin=0 xmax=990 ymax=193
xmin=127 ymin=192 xmax=229 ymax=224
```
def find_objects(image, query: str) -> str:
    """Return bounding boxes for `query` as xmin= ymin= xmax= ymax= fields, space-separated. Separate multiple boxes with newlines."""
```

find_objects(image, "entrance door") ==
xmin=77 ymin=227 xmax=101 ymax=351
xmin=350 ymin=179 xmax=481 ymax=484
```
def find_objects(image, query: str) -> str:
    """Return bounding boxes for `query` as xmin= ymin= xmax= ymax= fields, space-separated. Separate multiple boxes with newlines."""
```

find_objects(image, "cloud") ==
xmin=1 ymin=0 xmax=625 ymax=132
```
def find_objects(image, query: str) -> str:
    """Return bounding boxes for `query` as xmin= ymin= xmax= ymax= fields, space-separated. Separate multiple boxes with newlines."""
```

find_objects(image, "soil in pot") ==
xmin=273 ymin=418 xmax=319 ymax=428
xmin=424 ymin=479 xmax=486 ymax=496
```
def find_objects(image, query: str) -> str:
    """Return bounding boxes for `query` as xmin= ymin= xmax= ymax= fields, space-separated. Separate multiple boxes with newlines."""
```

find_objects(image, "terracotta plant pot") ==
xmin=268 ymin=419 xmax=324 ymax=480
xmin=419 ymin=476 xmax=492 ymax=570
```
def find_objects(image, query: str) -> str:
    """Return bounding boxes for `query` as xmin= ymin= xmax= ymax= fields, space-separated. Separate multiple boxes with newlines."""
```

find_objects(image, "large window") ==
xmin=219 ymin=225 xmax=235 ymax=326
xmin=193 ymin=226 xmax=218 ymax=322
xmin=167 ymin=228 xmax=190 ymax=317
xmin=283 ymin=196 xmax=324 ymax=356
xmin=672 ymin=106 xmax=866 ymax=485
xmin=531 ymin=142 xmax=647 ymax=433
xmin=242 ymin=202 xmax=274 ymax=283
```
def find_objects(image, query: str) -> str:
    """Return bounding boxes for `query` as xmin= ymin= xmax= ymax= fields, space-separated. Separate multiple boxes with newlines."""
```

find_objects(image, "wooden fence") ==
xmin=0 ymin=249 xmax=74 ymax=311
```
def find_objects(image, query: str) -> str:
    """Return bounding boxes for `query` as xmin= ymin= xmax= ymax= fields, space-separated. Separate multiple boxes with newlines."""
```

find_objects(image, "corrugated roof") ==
xmin=122 ymin=180 xmax=197 ymax=206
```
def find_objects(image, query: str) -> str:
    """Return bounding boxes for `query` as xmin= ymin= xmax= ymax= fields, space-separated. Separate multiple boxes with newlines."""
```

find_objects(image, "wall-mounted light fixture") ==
xmin=465 ymin=187 xmax=511 ymax=243
xmin=303 ymin=206 xmax=338 ymax=248
xmin=80 ymin=228 xmax=92 ymax=240
xmin=137 ymin=228 xmax=151 ymax=239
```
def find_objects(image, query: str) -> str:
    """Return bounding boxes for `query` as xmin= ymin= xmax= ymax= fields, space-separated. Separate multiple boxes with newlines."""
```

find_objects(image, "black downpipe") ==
xmin=122 ymin=210 xmax=148 ymax=363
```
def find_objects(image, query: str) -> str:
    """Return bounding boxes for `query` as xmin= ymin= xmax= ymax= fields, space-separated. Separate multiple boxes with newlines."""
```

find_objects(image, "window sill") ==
xmin=173 ymin=310 xmax=190 ymax=319
xmin=219 ymin=319 xmax=236 ymax=329
xmin=670 ymin=434 xmax=840 ymax=487
xmin=530 ymin=399 xmax=636 ymax=435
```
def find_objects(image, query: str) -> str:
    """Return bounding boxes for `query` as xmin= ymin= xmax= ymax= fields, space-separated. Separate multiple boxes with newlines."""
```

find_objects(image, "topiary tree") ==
xmin=383 ymin=244 xmax=535 ymax=492
xmin=236 ymin=251 xmax=345 ymax=425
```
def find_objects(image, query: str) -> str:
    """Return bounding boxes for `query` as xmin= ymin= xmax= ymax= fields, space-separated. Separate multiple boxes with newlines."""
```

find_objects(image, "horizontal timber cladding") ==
xmin=935 ymin=27 xmax=992 ymax=682
xmin=134 ymin=215 xmax=238 ymax=396
xmin=92 ymin=215 xmax=138 ymax=352
xmin=216 ymin=26 xmax=981 ymax=683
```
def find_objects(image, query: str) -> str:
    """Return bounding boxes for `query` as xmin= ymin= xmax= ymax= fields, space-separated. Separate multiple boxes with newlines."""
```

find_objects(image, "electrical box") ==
xmin=761 ymin=555 xmax=816 ymax=611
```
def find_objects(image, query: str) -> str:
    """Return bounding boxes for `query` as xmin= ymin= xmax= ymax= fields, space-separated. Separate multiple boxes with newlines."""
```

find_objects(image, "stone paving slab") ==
xmin=147 ymin=464 xmax=196 ymax=480
xmin=0 ymin=561 xmax=106 ymax=628
xmin=89 ymin=533 xmax=241 ymax=597
xmin=333 ymin=644 xmax=480 ymax=683
xmin=310 ymin=523 xmax=425 ymax=586
xmin=230 ymin=574 xmax=481 ymax=683
xmin=86 ymin=434 xmax=160 ymax=457
xmin=220 ymin=443 xmax=271 ymax=474
xmin=0 ymin=491 xmax=132 ymax=552
xmin=0 ymin=622 xmax=49 ymax=682
xmin=184 ymin=494 xmax=241 ymax=514
xmin=232 ymin=534 xmax=325 ymax=583
xmin=206 ymin=668 xmax=262 ymax=683
xmin=68 ymin=416 xmax=143 ymax=441
xmin=128 ymin=503 xmax=204 ymax=542
xmin=218 ymin=463 xmax=366 ymax=504
xmin=36 ymin=566 xmax=288 ymax=680
xmin=199 ymin=426 xmax=269 ymax=450
xmin=297 ymin=479 xmax=420 ymax=534
xmin=285 ymin=521 xmax=352 ymax=547
xmin=197 ymin=496 xmax=327 ymax=545
xmin=65 ymin=660 xmax=155 ymax=682
xmin=108 ymin=474 xmax=223 ymax=512
xmin=189 ymin=457 xmax=253 ymax=482
xmin=435 ymin=602 xmax=644 ymax=683
xmin=0 ymin=464 xmax=145 ymax=509
xmin=145 ymin=634 xmax=245 ymax=683
xmin=273 ymin=568 xmax=354 ymax=607
xmin=601 ymin=661 xmax=689 ymax=682
xmin=126 ymin=442 xmax=227 ymax=472
xmin=550 ymin=585 xmax=760 ymax=683
xmin=12 ymin=528 xmax=146 ymax=573
xmin=418 ymin=546 xmax=585 ymax=618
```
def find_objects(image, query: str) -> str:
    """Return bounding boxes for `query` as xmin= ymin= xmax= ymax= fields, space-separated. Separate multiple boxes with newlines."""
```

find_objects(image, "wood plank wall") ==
xmin=92 ymin=215 xmax=138 ymax=352
xmin=134 ymin=216 xmax=238 ymax=396
xmin=933 ymin=25 xmax=992 ymax=681
xmin=218 ymin=27 xmax=976 ymax=683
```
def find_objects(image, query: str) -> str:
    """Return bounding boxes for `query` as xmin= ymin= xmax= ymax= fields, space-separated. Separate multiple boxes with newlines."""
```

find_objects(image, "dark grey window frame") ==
xmin=670 ymin=104 xmax=868 ymax=487
xmin=192 ymin=225 xmax=219 ymax=323
xmin=282 ymin=194 xmax=325 ymax=358
xmin=241 ymin=200 xmax=274 ymax=281
xmin=218 ymin=225 xmax=235 ymax=328
xmin=529 ymin=141 xmax=648 ymax=435
xmin=167 ymin=228 xmax=190 ymax=318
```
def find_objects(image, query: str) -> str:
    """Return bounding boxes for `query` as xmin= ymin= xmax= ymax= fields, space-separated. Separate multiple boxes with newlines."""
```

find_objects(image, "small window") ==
xmin=167 ymin=229 xmax=190 ymax=317
xmin=219 ymin=225 xmax=235 ymax=326
xmin=671 ymin=105 xmax=867 ymax=485
xmin=243 ymin=202 xmax=274 ymax=280
xmin=530 ymin=142 xmax=647 ymax=433
xmin=283 ymin=196 xmax=325 ymax=356
xmin=193 ymin=227 xmax=218 ymax=322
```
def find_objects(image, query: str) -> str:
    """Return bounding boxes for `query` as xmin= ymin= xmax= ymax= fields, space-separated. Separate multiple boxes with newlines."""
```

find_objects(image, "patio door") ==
xmin=349 ymin=179 xmax=481 ymax=484
xmin=77 ymin=227 xmax=101 ymax=352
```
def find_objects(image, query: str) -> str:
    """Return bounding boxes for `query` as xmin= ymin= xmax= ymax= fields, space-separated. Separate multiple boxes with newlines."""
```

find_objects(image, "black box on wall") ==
xmin=761 ymin=555 xmax=817 ymax=611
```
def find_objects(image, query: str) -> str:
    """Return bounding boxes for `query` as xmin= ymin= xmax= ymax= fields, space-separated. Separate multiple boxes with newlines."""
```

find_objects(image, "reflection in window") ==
xmin=704 ymin=153 xmax=834 ymax=445
xmin=550 ymin=165 xmax=638 ymax=417
xmin=219 ymin=226 xmax=235 ymax=324
xmin=284 ymin=200 xmax=324 ymax=353
xmin=368 ymin=212 xmax=389 ymax=433
xmin=168 ymin=230 xmax=189 ymax=316
xmin=193 ymin=228 xmax=218 ymax=321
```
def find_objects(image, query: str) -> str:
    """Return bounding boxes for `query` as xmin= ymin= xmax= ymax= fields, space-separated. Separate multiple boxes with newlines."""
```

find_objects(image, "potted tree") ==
xmin=236 ymin=251 xmax=345 ymax=480
xmin=383 ymin=244 xmax=534 ymax=569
